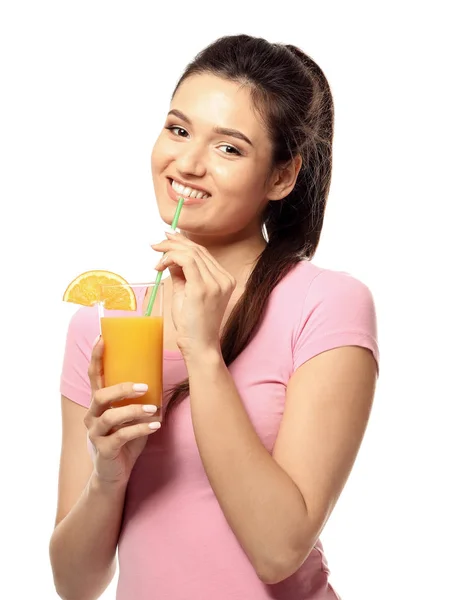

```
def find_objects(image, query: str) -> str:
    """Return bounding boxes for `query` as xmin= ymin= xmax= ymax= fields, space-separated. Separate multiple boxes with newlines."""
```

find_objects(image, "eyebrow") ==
xmin=167 ymin=109 xmax=253 ymax=147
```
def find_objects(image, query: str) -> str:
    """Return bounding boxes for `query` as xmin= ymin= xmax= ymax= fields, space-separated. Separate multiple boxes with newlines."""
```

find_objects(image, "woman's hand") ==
xmin=152 ymin=232 xmax=236 ymax=359
xmin=84 ymin=338 xmax=161 ymax=487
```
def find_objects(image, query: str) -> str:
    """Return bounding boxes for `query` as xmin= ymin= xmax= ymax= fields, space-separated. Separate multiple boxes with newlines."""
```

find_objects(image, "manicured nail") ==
xmin=93 ymin=335 xmax=101 ymax=346
xmin=142 ymin=405 xmax=157 ymax=413
xmin=133 ymin=383 xmax=148 ymax=392
xmin=165 ymin=231 xmax=177 ymax=237
xmin=149 ymin=422 xmax=161 ymax=430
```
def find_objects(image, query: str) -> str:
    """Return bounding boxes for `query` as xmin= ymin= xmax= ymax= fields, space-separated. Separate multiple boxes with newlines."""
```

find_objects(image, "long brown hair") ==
xmin=165 ymin=35 xmax=334 ymax=412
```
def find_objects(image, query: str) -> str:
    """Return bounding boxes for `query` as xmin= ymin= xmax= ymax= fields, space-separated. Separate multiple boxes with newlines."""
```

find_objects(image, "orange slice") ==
xmin=63 ymin=270 xmax=137 ymax=311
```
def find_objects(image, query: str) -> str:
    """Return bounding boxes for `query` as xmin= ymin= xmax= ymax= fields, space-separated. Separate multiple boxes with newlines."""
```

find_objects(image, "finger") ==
xmin=194 ymin=246 xmax=236 ymax=287
xmin=96 ymin=421 xmax=161 ymax=460
xmin=182 ymin=244 xmax=235 ymax=296
xmin=89 ymin=382 xmax=150 ymax=419
xmin=194 ymin=248 xmax=236 ymax=293
xmin=157 ymin=232 xmax=201 ymax=252
xmin=88 ymin=336 xmax=104 ymax=394
xmin=155 ymin=250 xmax=203 ymax=286
xmin=153 ymin=236 xmax=235 ymax=294
xmin=150 ymin=240 xmax=174 ymax=253
xmin=155 ymin=239 xmax=216 ymax=281
xmin=164 ymin=233 xmax=235 ymax=285
xmin=157 ymin=233 xmax=217 ymax=268
xmin=186 ymin=248 xmax=221 ymax=289
xmin=161 ymin=248 xmax=224 ymax=301
xmin=150 ymin=235 xmax=184 ymax=252
xmin=93 ymin=403 xmax=159 ymax=437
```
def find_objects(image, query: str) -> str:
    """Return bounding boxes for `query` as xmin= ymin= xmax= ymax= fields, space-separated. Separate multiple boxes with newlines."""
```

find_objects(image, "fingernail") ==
xmin=165 ymin=231 xmax=177 ymax=238
xmin=143 ymin=405 xmax=157 ymax=413
xmin=149 ymin=422 xmax=161 ymax=430
xmin=133 ymin=383 xmax=148 ymax=392
xmin=93 ymin=335 xmax=101 ymax=346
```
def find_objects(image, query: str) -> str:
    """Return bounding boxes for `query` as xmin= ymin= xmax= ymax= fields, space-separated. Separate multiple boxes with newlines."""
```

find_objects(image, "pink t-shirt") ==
xmin=60 ymin=261 xmax=379 ymax=600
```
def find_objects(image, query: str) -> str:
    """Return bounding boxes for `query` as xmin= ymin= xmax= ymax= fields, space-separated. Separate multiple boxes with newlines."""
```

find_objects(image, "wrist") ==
xmin=89 ymin=471 xmax=128 ymax=498
xmin=182 ymin=343 xmax=224 ymax=370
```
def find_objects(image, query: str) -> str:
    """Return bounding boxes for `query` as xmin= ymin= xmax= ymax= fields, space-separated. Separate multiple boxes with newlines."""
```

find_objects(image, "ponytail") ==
xmin=164 ymin=35 xmax=334 ymax=414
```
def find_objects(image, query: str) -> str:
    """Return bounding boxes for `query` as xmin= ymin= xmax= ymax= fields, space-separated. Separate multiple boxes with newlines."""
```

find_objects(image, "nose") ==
xmin=175 ymin=142 xmax=207 ymax=178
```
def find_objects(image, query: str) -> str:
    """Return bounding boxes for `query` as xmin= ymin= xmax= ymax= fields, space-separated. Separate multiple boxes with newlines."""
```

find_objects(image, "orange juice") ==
xmin=101 ymin=316 xmax=163 ymax=410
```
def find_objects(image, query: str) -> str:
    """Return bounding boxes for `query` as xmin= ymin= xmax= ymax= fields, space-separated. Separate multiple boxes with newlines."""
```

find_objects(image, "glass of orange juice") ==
xmin=98 ymin=282 xmax=164 ymax=417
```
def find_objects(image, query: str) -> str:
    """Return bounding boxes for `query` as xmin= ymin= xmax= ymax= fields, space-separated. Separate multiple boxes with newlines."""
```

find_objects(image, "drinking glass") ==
xmin=98 ymin=282 xmax=164 ymax=417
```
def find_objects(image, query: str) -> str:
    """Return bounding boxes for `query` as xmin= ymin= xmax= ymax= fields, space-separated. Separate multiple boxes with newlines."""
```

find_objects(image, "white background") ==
xmin=1 ymin=1 xmax=473 ymax=598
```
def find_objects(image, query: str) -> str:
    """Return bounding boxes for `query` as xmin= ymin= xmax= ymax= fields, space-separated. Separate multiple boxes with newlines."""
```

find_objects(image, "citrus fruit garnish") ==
xmin=63 ymin=270 xmax=137 ymax=311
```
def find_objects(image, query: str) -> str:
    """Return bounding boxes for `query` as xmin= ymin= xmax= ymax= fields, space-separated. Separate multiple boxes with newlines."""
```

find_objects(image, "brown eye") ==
xmin=166 ymin=126 xmax=189 ymax=138
xmin=218 ymin=144 xmax=242 ymax=156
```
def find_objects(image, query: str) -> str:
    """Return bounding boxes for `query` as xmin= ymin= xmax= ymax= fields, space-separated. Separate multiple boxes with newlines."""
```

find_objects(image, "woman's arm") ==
xmin=187 ymin=344 xmax=377 ymax=584
xmin=49 ymin=396 xmax=126 ymax=600
xmin=152 ymin=232 xmax=378 ymax=583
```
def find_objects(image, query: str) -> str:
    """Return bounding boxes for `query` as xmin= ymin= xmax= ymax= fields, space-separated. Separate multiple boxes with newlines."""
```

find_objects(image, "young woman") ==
xmin=50 ymin=34 xmax=379 ymax=600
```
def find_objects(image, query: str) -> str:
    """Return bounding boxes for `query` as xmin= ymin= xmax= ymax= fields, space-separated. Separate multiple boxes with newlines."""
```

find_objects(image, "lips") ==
xmin=169 ymin=178 xmax=210 ymax=199
xmin=166 ymin=178 xmax=210 ymax=206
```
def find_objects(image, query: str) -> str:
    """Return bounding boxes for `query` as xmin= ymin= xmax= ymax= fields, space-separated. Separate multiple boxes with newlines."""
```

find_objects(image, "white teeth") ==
xmin=172 ymin=181 xmax=186 ymax=194
xmin=171 ymin=179 xmax=209 ymax=199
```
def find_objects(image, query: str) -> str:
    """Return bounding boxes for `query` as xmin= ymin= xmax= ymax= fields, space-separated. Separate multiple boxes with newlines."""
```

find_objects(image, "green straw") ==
xmin=145 ymin=196 xmax=185 ymax=316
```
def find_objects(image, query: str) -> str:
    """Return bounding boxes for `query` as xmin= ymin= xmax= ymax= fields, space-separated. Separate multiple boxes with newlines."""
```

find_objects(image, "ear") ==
xmin=266 ymin=155 xmax=303 ymax=201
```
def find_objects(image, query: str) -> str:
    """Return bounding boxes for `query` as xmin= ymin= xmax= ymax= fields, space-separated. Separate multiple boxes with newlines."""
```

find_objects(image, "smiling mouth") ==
xmin=169 ymin=179 xmax=210 ymax=200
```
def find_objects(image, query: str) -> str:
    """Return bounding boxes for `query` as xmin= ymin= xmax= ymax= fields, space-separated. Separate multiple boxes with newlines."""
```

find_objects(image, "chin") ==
xmin=157 ymin=205 xmax=198 ymax=235
xmin=157 ymin=201 xmax=176 ymax=228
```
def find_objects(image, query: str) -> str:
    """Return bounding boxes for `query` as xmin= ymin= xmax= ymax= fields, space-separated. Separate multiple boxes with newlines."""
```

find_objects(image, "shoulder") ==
xmin=306 ymin=264 xmax=376 ymax=314
xmin=276 ymin=260 xmax=376 ymax=314
xmin=280 ymin=261 xmax=379 ymax=374
xmin=61 ymin=306 xmax=99 ymax=408
xmin=64 ymin=305 xmax=100 ymax=352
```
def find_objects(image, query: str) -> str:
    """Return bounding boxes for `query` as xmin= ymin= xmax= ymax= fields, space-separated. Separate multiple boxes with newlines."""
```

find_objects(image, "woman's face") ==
xmin=151 ymin=73 xmax=276 ymax=238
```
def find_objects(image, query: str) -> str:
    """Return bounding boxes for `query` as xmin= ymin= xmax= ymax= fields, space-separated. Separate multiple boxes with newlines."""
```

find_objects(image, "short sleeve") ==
xmin=60 ymin=306 xmax=100 ymax=408
xmin=292 ymin=271 xmax=380 ymax=376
